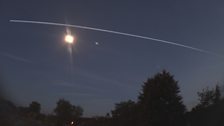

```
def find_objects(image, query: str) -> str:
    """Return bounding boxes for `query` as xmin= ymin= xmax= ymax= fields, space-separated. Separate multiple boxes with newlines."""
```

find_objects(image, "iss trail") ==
xmin=10 ymin=19 xmax=223 ymax=58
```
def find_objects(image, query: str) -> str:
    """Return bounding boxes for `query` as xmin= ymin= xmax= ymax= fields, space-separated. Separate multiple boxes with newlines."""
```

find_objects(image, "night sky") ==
xmin=1 ymin=0 xmax=224 ymax=116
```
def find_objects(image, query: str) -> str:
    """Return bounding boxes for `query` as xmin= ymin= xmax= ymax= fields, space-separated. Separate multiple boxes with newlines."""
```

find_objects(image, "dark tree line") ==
xmin=110 ymin=70 xmax=224 ymax=126
xmin=0 ymin=97 xmax=83 ymax=126
xmin=1 ymin=70 xmax=224 ymax=126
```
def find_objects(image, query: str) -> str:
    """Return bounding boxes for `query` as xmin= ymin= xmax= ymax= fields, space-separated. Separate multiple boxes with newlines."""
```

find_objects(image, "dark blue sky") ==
xmin=1 ymin=0 xmax=224 ymax=116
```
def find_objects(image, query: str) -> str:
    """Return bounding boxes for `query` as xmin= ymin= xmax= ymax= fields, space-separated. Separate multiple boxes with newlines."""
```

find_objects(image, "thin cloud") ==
xmin=0 ymin=52 xmax=32 ymax=63
xmin=58 ymin=92 xmax=115 ymax=102
xmin=77 ymin=68 xmax=136 ymax=89
xmin=53 ymin=80 xmax=102 ymax=91
xmin=59 ymin=92 xmax=98 ymax=97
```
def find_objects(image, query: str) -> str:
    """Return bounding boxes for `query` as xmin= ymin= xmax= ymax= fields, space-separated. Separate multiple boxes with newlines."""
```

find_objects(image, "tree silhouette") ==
xmin=111 ymin=100 xmax=135 ymax=118
xmin=213 ymin=85 xmax=221 ymax=104
xmin=138 ymin=70 xmax=186 ymax=126
xmin=188 ymin=84 xmax=224 ymax=126
xmin=0 ymin=99 xmax=17 ymax=126
xmin=111 ymin=100 xmax=138 ymax=126
xmin=193 ymin=85 xmax=221 ymax=111
xmin=54 ymin=99 xmax=83 ymax=126
xmin=29 ymin=101 xmax=41 ymax=114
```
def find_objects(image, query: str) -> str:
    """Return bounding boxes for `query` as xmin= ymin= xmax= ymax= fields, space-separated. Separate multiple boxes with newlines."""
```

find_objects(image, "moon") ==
xmin=65 ymin=34 xmax=74 ymax=44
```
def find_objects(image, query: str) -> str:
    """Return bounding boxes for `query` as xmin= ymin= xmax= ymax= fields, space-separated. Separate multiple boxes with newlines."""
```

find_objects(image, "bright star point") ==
xmin=95 ymin=42 xmax=99 ymax=45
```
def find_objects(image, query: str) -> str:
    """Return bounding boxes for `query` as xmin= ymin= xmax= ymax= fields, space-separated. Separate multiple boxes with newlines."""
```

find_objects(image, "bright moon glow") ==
xmin=65 ymin=34 xmax=74 ymax=44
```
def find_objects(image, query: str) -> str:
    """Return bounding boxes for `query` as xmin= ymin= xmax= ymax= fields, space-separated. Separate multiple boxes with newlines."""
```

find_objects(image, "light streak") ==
xmin=10 ymin=19 xmax=223 ymax=58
